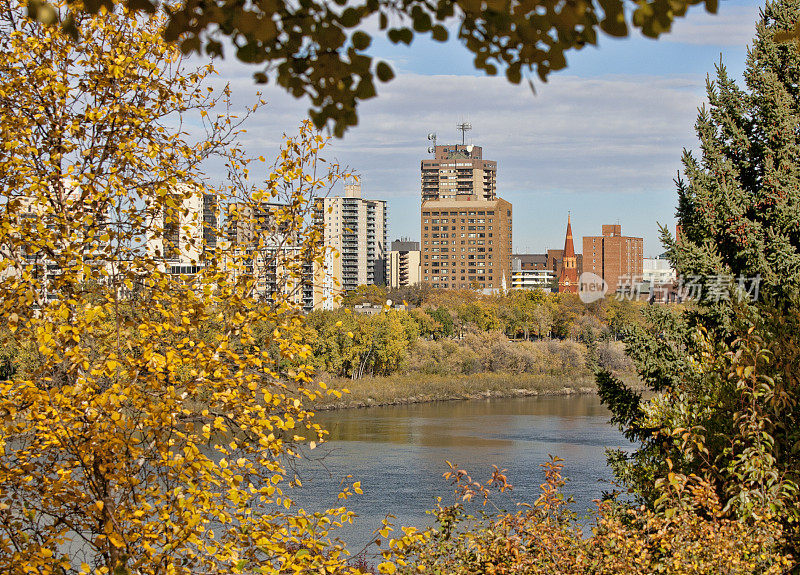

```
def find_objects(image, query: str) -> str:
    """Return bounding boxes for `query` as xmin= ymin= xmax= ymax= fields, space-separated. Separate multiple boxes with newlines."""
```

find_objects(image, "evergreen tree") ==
xmin=599 ymin=0 xmax=800 ymax=550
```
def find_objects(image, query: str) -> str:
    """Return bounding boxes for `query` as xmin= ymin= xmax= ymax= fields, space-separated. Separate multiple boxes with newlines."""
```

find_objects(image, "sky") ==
xmin=202 ymin=0 xmax=762 ymax=258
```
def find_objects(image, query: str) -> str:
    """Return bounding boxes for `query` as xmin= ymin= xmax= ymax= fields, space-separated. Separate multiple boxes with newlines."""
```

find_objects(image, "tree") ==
xmin=340 ymin=284 xmax=389 ymax=307
xmin=0 ymin=4 xmax=359 ymax=573
xmin=27 ymin=0 xmax=719 ymax=136
xmin=428 ymin=306 xmax=454 ymax=339
xmin=598 ymin=0 xmax=800 ymax=549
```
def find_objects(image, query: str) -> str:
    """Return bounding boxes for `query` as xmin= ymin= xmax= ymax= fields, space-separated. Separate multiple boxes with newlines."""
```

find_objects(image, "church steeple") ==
xmin=558 ymin=214 xmax=578 ymax=293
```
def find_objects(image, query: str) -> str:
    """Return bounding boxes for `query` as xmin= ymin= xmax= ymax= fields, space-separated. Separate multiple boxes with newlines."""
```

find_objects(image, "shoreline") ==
xmin=310 ymin=371 xmax=640 ymax=411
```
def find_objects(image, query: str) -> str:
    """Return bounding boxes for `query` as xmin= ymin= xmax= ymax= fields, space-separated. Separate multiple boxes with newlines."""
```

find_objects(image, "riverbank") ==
xmin=311 ymin=371 xmax=641 ymax=410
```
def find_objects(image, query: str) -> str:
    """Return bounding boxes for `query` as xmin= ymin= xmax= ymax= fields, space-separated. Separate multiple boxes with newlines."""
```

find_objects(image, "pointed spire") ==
xmin=563 ymin=214 xmax=575 ymax=258
xmin=559 ymin=214 xmax=578 ymax=294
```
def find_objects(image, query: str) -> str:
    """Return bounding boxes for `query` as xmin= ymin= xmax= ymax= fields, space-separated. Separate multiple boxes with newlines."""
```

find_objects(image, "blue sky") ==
xmin=208 ymin=0 xmax=762 ymax=257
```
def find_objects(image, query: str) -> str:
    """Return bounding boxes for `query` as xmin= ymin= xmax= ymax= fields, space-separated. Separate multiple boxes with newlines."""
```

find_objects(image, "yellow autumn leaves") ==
xmin=0 ymin=2 xmax=359 ymax=574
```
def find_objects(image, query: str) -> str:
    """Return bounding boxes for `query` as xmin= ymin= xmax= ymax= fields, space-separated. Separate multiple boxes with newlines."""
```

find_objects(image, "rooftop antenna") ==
xmin=456 ymin=121 xmax=472 ymax=145
xmin=427 ymin=132 xmax=437 ymax=154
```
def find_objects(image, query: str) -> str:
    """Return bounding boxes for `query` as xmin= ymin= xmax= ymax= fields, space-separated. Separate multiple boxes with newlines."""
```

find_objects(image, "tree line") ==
xmin=301 ymin=288 xmax=644 ymax=379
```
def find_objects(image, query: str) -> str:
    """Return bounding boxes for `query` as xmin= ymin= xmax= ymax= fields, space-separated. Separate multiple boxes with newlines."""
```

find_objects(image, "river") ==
xmin=293 ymin=393 xmax=634 ymax=550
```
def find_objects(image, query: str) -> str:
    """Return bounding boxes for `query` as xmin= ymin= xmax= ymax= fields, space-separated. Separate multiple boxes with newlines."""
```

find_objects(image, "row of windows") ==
xmin=422 ymin=231 xmax=492 ymax=237
xmin=427 ymin=253 xmax=488 ymax=259
xmin=426 ymin=232 xmax=493 ymax=243
xmin=426 ymin=224 xmax=492 ymax=231
xmin=430 ymin=284 xmax=493 ymax=289
xmin=426 ymin=218 xmax=489 ymax=224
xmin=423 ymin=240 xmax=493 ymax=250
xmin=427 ymin=278 xmax=493 ymax=284
xmin=428 ymin=260 xmax=491 ymax=266
xmin=428 ymin=249 xmax=493 ymax=260
xmin=422 ymin=210 xmax=496 ymax=216
xmin=427 ymin=276 xmax=493 ymax=280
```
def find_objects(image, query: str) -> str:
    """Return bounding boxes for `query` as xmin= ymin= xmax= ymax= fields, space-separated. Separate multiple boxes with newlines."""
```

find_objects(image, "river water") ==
xmin=292 ymin=394 xmax=634 ymax=550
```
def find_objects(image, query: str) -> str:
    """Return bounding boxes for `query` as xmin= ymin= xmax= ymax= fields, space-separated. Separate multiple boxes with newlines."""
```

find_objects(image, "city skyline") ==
xmin=197 ymin=0 xmax=760 ymax=257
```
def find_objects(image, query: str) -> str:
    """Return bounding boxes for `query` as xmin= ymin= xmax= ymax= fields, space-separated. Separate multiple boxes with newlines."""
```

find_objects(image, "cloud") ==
xmin=222 ymin=71 xmax=707 ymax=195
xmin=193 ymin=51 xmax=727 ymax=253
xmin=659 ymin=4 xmax=760 ymax=47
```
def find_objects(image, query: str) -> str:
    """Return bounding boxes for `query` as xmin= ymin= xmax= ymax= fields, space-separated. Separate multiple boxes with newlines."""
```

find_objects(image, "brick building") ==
xmin=420 ymin=138 xmax=512 ymax=291
xmin=583 ymin=224 xmax=644 ymax=293
xmin=421 ymin=198 xmax=512 ymax=290
xmin=547 ymin=249 xmax=583 ymax=281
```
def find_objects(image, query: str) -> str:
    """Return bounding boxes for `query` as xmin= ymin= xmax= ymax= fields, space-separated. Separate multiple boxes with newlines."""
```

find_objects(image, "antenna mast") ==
xmin=456 ymin=121 xmax=472 ymax=145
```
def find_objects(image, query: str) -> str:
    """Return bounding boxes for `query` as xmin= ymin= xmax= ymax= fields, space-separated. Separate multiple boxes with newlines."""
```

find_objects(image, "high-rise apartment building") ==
xmin=583 ymin=224 xmax=644 ymax=292
xmin=387 ymin=239 xmax=421 ymax=288
xmin=315 ymin=182 xmax=387 ymax=293
xmin=225 ymin=201 xmax=332 ymax=311
xmin=5 ymin=183 xmax=112 ymax=304
xmin=420 ymin=198 xmax=512 ymax=290
xmin=421 ymin=144 xmax=497 ymax=201
xmin=420 ymin=140 xmax=511 ymax=291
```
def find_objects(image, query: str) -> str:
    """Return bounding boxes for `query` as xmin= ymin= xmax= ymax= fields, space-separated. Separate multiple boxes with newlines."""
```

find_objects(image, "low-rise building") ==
xmin=511 ymin=253 xmax=555 ymax=291
xmin=642 ymin=255 xmax=676 ymax=285
xmin=387 ymin=238 xmax=420 ymax=288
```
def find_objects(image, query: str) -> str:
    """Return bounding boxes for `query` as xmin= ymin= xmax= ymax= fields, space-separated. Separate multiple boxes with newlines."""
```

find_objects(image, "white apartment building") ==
xmin=511 ymin=254 xmax=555 ymax=291
xmin=642 ymin=255 xmax=677 ymax=285
xmin=146 ymin=183 xmax=218 ymax=274
xmin=225 ymin=200 xmax=337 ymax=311
xmin=315 ymin=182 xmax=387 ymax=294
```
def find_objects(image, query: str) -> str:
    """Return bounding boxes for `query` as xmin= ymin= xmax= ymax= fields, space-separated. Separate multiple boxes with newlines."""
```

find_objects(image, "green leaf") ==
xmin=180 ymin=36 xmax=201 ymax=55
xmin=351 ymin=31 xmax=372 ymax=51
xmin=340 ymin=7 xmax=361 ymax=27
xmin=375 ymin=61 xmax=394 ymax=82
xmin=355 ymin=78 xmax=376 ymax=99
xmin=387 ymin=27 xmax=413 ymax=45
xmin=431 ymin=24 xmax=448 ymax=42
xmin=236 ymin=42 xmax=264 ymax=63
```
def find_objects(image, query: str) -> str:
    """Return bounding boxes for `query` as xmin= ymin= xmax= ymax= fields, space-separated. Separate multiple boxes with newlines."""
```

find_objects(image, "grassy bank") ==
xmin=311 ymin=370 xmax=641 ymax=410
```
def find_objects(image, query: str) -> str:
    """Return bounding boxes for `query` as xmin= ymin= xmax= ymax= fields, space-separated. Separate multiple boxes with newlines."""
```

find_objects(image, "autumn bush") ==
xmin=395 ymin=330 xmax=590 ymax=377
xmin=377 ymin=458 xmax=794 ymax=575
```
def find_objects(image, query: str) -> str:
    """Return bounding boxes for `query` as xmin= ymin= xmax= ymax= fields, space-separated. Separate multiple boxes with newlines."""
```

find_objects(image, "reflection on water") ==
xmin=291 ymin=394 xmax=633 ymax=549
